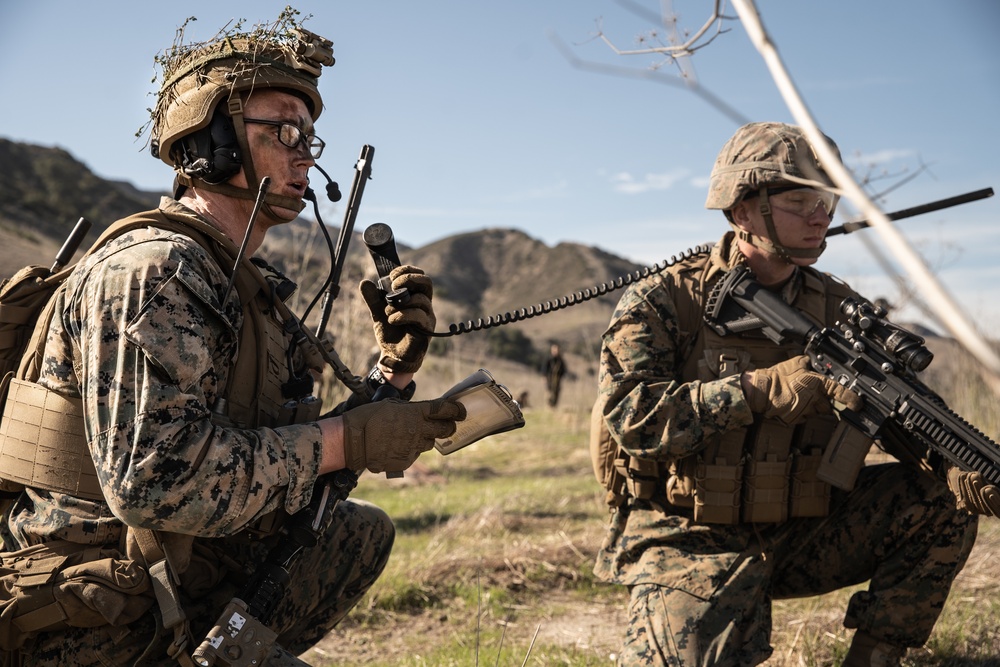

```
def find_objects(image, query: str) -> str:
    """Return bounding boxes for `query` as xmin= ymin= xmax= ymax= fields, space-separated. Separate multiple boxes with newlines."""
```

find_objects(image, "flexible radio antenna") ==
xmin=222 ymin=177 xmax=271 ymax=305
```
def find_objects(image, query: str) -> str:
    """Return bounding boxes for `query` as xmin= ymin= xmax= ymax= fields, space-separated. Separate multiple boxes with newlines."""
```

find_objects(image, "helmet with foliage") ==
xmin=145 ymin=8 xmax=334 ymax=208
xmin=705 ymin=121 xmax=840 ymax=211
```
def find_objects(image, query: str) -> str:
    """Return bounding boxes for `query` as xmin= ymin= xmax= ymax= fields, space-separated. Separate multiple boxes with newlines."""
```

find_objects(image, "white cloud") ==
xmin=845 ymin=148 xmax=918 ymax=166
xmin=611 ymin=169 xmax=690 ymax=195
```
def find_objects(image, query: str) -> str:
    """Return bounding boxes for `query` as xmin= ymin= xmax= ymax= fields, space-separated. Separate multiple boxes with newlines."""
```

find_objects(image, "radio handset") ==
xmin=362 ymin=222 xmax=410 ymax=307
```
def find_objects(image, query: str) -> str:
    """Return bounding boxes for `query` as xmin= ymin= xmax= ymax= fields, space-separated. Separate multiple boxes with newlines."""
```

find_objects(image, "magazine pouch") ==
xmin=742 ymin=421 xmax=795 ymax=523
xmin=789 ymin=415 xmax=837 ymax=517
xmin=694 ymin=428 xmax=746 ymax=525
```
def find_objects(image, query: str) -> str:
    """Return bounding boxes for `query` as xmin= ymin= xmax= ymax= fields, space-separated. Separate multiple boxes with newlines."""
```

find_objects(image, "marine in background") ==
xmin=591 ymin=121 xmax=989 ymax=666
xmin=543 ymin=342 xmax=568 ymax=407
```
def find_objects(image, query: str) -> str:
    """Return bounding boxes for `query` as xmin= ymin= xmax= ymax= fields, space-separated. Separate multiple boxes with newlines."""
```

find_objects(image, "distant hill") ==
xmin=0 ymin=138 xmax=165 ymax=275
xmin=0 ymin=138 xmax=164 ymax=239
xmin=408 ymin=228 xmax=637 ymax=347
xmin=9 ymin=139 xmax=973 ymax=369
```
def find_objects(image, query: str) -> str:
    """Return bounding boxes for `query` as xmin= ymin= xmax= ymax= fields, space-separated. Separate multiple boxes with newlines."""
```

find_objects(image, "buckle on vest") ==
xmin=718 ymin=353 xmax=740 ymax=378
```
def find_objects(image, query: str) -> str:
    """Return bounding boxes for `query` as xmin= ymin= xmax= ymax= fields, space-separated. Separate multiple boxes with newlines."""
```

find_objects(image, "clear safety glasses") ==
xmin=767 ymin=187 xmax=837 ymax=218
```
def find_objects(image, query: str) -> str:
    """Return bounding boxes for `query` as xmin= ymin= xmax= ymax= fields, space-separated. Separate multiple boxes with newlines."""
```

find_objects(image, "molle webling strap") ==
xmin=0 ymin=377 xmax=102 ymax=500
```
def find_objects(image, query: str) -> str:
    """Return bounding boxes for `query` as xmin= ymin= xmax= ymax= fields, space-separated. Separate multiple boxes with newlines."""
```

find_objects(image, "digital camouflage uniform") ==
xmin=593 ymin=232 xmax=978 ymax=666
xmin=1 ymin=198 xmax=394 ymax=666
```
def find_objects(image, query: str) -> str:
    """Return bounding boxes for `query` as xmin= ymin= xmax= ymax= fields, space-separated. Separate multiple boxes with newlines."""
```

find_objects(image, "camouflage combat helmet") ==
xmin=706 ymin=121 xmax=841 ymax=261
xmin=705 ymin=121 xmax=840 ymax=210
xmin=147 ymin=10 xmax=334 ymax=211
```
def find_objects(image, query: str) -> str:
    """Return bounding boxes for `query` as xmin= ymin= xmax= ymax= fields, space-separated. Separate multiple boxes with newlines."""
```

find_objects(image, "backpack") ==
xmin=1 ymin=220 xmax=89 ymax=499
xmin=0 ymin=265 xmax=74 ymax=380
xmin=0 ymin=216 xmax=103 ymax=375
xmin=0 ymin=217 xmax=163 ymax=499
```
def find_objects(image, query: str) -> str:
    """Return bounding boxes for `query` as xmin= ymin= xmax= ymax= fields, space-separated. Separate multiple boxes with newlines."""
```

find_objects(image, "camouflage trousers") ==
xmin=2 ymin=498 xmax=394 ymax=667
xmin=617 ymin=463 xmax=979 ymax=667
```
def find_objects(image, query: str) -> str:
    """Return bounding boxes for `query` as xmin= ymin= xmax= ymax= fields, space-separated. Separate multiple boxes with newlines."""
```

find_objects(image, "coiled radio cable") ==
xmin=424 ymin=244 xmax=714 ymax=337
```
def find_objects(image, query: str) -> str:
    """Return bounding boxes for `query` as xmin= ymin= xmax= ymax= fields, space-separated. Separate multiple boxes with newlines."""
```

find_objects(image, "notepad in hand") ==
xmin=434 ymin=369 xmax=525 ymax=455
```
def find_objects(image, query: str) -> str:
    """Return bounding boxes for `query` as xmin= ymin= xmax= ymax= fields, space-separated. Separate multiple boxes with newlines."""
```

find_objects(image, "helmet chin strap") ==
xmin=730 ymin=186 xmax=826 ymax=262
xmin=175 ymin=96 xmax=308 ymax=215
xmin=175 ymin=175 xmax=307 ymax=214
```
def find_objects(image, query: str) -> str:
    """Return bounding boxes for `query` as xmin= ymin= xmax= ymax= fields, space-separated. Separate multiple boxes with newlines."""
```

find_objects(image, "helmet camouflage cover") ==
xmin=705 ymin=121 xmax=841 ymax=211
xmin=148 ymin=10 xmax=334 ymax=169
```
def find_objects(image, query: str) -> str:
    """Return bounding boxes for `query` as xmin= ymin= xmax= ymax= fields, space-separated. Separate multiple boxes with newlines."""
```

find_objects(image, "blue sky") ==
xmin=1 ymin=1 xmax=998 ymax=332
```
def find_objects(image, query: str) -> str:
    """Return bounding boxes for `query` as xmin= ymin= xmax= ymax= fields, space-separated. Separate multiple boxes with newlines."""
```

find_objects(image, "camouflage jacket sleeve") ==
xmin=598 ymin=276 xmax=753 ymax=462
xmin=44 ymin=228 xmax=322 ymax=538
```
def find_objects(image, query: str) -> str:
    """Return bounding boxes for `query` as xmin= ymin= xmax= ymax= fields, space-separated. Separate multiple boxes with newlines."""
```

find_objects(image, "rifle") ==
xmin=703 ymin=265 xmax=1000 ymax=490
xmin=191 ymin=471 xmax=356 ymax=667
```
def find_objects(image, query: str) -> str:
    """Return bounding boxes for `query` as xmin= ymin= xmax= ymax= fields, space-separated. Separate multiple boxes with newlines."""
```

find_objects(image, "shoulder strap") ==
xmin=666 ymin=248 xmax=716 ymax=372
xmin=127 ymin=528 xmax=198 ymax=666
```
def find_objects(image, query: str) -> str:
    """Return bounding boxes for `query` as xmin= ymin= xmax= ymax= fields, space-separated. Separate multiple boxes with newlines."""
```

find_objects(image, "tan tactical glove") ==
xmin=340 ymin=398 xmax=465 ymax=474
xmin=947 ymin=466 xmax=1000 ymax=516
xmin=360 ymin=265 xmax=436 ymax=373
xmin=743 ymin=355 xmax=862 ymax=425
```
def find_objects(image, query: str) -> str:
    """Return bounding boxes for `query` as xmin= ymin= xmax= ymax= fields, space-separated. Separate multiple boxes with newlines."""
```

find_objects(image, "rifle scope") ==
xmin=839 ymin=298 xmax=934 ymax=373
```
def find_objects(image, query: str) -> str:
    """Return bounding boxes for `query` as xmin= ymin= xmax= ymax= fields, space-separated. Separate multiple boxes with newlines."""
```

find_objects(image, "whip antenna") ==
xmin=222 ymin=177 xmax=271 ymax=305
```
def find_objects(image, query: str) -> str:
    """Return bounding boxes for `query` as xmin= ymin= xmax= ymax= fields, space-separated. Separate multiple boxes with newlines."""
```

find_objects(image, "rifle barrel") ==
xmin=827 ymin=187 xmax=994 ymax=236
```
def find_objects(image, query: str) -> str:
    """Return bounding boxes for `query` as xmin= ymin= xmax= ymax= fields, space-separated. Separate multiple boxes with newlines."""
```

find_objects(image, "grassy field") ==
xmin=299 ymin=350 xmax=1000 ymax=666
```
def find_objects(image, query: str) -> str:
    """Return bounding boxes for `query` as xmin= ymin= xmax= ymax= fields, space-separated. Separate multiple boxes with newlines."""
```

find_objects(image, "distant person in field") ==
xmin=590 ymin=122 xmax=993 ymax=666
xmin=543 ymin=342 xmax=568 ymax=407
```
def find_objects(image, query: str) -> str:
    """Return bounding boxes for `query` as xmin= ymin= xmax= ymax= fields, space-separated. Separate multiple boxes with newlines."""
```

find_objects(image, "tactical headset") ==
xmin=172 ymin=109 xmax=242 ymax=185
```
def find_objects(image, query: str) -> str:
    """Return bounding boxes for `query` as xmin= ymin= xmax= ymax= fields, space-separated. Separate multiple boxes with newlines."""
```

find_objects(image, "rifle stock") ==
xmin=705 ymin=266 xmax=1000 ymax=486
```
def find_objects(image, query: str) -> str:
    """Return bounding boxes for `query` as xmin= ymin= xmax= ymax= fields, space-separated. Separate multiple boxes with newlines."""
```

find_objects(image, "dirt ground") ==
xmin=306 ymin=593 xmax=627 ymax=665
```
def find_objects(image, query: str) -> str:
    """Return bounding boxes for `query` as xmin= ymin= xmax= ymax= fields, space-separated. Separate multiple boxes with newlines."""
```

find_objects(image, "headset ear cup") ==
xmin=174 ymin=109 xmax=243 ymax=184
xmin=204 ymin=113 xmax=242 ymax=183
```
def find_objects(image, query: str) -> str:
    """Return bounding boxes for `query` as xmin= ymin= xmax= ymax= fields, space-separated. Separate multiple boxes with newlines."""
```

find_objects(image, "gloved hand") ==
xmin=743 ymin=355 xmax=862 ymax=425
xmin=340 ymin=397 xmax=466 ymax=474
xmin=947 ymin=466 xmax=1000 ymax=516
xmin=360 ymin=265 xmax=436 ymax=373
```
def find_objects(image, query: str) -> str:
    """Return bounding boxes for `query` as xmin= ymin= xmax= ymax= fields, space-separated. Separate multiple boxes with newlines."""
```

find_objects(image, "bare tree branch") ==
xmin=547 ymin=30 xmax=750 ymax=126
xmin=596 ymin=0 xmax=732 ymax=59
